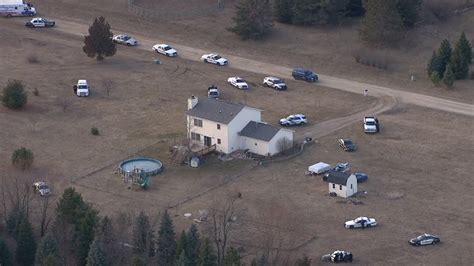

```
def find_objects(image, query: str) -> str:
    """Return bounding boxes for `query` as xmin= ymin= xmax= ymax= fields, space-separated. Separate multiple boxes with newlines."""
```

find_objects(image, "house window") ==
xmin=350 ymin=184 xmax=353 ymax=189
xmin=332 ymin=184 xmax=335 ymax=189
xmin=217 ymin=124 xmax=221 ymax=130
xmin=191 ymin=132 xmax=201 ymax=141
xmin=255 ymin=143 xmax=257 ymax=146
xmin=217 ymin=139 xmax=221 ymax=144
xmin=194 ymin=119 xmax=203 ymax=127
xmin=339 ymin=185 xmax=343 ymax=190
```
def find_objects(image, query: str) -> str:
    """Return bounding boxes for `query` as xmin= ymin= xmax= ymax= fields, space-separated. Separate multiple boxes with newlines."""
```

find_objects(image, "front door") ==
xmin=204 ymin=136 xmax=212 ymax=147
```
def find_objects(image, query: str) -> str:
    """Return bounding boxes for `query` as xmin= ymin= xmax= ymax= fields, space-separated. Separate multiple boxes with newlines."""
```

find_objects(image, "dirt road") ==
xmin=38 ymin=18 xmax=473 ymax=117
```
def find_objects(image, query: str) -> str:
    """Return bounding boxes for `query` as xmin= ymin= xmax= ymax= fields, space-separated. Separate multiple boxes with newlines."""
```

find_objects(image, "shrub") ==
xmin=2 ymin=80 xmax=27 ymax=109
xmin=91 ymin=127 xmax=100 ymax=136
xmin=352 ymin=48 xmax=391 ymax=70
xmin=26 ymin=54 xmax=39 ymax=64
xmin=33 ymin=88 xmax=39 ymax=96
xmin=471 ymin=71 xmax=474 ymax=80
xmin=12 ymin=148 xmax=34 ymax=170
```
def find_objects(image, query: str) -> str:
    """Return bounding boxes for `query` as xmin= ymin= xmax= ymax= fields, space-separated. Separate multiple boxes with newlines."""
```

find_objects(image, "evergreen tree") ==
xmin=346 ymin=0 xmax=365 ymax=16
xmin=229 ymin=0 xmax=273 ymax=40
xmin=187 ymin=224 xmax=201 ymax=266
xmin=427 ymin=50 xmax=442 ymax=77
xmin=56 ymin=187 xmax=86 ymax=224
xmin=132 ymin=211 xmax=155 ymax=258
xmin=292 ymin=0 xmax=350 ymax=26
xmin=41 ymin=255 xmax=59 ymax=266
xmin=157 ymin=210 xmax=177 ymax=266
xmin=1 ymin=80 xmax=27 ymax=110
xmin=176 ymin=230 xmax=188 ymax=261
xmin=437 ymin=39 xmax=452 ymax=78
xmin=359 ymin=0 xmax=404 ymax=46
xmin=86 ymin=239 xmax=108 ymax=266
xmin=11 ymin=147 xmax=34 ymax=170
xmin=16 ymin=219 xmax=37 ymax=266
xmin=397 ymin=0 xmax=421 ymax=28
xmin=274 ymin=0 xmax=294 ymax=23
xmin=450 ymin=47 xmax=469 ymax=80
xmin=458 ymin=32 xmax=472 ymax=65
xmin=128 ymin=255 xmax=146 ymax=266
xmin=443 ymin=63 xmax=455 ymax=88
xmin=75 ymin=207 xmax=100 ymax=266
xmin=296 ymin=254 xmax=312 ymax=266
xmin=35 ymin=233 xmax=59 ymax=266
xmin=197 ymin=239 xmax=217 ymax=266
xmin=82 ymin=16 xmax=116 ymax=60
xmin=430 ymin=71 xmax=441 ymax=86
xmin=223 ymin=247 xmax=241 ymax=266
xmin=176 ymin=250 xmax=189 ymax=266
xmin=0 ymin=237 xmax=12 ymax=266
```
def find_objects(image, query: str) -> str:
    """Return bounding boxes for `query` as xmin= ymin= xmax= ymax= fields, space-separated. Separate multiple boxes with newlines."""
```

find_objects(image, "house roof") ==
xmin=187 ymin=98 xmax=245 ymax=124
xmin=239 ymin=121 xmax=281 ymax=142
xmin=326 ymin=172 xmax=351 ymax=185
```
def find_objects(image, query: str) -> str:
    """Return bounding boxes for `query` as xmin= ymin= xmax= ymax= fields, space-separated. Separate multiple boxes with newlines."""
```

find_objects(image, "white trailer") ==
xmin=0 ymin=0 xmax=36 ymax=17
xmin=308 ymin=162 xmax=332 ymax=175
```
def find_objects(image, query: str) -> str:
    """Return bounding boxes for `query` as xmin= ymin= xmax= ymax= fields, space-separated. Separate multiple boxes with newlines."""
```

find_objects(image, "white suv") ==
xmin=279 ymin=114 xmax=307 ymax=126
xmin=263 ymin=77 xmax=287 ymax=90
xmin=33 ymin=182 xmax=51 ymax=196
xmin=74 ymin=80 xmax=90 ymax=97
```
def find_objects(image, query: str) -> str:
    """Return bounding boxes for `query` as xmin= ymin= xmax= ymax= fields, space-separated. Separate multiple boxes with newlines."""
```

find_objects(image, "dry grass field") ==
xmin=0 ymin=0 xmax=473 ymax=264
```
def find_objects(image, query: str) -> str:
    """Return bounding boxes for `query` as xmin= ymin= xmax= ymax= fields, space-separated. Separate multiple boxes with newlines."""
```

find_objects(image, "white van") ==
xmin=74 ymin=80 xmax=90 ymax=97
xmin=0 ymin=0 xmax=36 ymax=17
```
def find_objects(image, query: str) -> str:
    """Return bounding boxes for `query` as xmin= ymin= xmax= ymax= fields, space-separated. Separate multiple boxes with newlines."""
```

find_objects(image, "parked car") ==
xmin=25 ymin=17 xmax=55 ymax=28
xmin=334 ymin=162 xmax=350 ymax=172
xmin=345 ymin=217 xmax=377 ymax=229
xmin=73 ymin=79 xmax=90 ymax=97
xmin=201 ymin=54 xmax=228 ymax=65
xmin=112 ymin=34 xmax=138 ymax=46
xmin=353 ymin=172 xmax=368 ymax=183
xmin=279 ymin=114 xmax=307 ymax=126
xmin=208 ymin=85 xmax=220 ymax=98
xmin=409 ymin=234 xmax=440 ymax=246
xmin=227 ymin=77 xmax=249 ymax=90
xmin=363 ymin=116 xmax=379 ymax=133
xmin=292 ymin=68 xmax=318 ymax=82
xmin=263 ymin=77 xmax=287 ymax=90
xmin=152 ymin=44 xmax=177 ymax=56
xmin=338 ymin=139 xmax=356 ymax=152
xmin=32 ymin=182 xmax=51 ymax=196
xmin=322 ymin=250 xmax=353 ymax=263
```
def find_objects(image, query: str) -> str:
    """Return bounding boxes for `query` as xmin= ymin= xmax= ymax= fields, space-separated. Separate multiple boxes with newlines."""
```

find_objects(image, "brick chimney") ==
xmin=188 ymin=95 xmax=198 ymax=110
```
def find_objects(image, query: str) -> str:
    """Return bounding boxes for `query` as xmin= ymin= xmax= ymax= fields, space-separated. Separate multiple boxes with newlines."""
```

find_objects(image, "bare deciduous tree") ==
xmin=37 ymin=196 xmax=53 ymax=237
xmin=276 ymin=137 xmax=293 ymax=154
xmin=103 ymin=79 xmax=114 ymax=97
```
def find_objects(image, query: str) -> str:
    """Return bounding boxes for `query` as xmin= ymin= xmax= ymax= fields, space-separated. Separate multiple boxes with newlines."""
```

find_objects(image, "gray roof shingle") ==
xmin=187 ymin=98 xmax=245 ymax=124
xmin=326 ymin=172 xmax=351 ymax=185
xmin=239 ymin=121 xmax=280 ymax=142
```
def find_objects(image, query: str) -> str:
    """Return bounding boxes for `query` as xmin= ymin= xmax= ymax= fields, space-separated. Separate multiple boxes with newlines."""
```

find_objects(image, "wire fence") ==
xmin=127 ymin=0 xmax=225 ymax=21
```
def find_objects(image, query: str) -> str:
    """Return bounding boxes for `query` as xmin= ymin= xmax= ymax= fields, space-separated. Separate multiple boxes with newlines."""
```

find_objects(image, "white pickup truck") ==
xmin=363 ymin=116 xmax=379 ymax=133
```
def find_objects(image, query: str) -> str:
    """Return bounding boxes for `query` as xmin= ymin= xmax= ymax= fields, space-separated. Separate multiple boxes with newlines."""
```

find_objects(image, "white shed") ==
xmin=326 ymin=172 xmax=357 ymax=198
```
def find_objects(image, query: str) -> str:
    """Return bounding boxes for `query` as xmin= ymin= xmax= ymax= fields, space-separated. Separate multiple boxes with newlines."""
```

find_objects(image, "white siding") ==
xmin=187 ymin=116 xmax=230 ymax=153
xmin=227 ymin=107 xmax=261 ymax=153
xmin=328 ymin=174 xmax=358 ymax=198
xmin=240 ymin=137 xmax=270 ymax=156
xmin=267 ymin=129 xmax=294 ymax=155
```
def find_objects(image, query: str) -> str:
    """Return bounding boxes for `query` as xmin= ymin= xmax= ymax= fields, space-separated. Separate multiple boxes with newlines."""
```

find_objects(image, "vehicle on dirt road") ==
xmin=345 ymin=217 xmax=377 ymax=229
xmin=363 ymin=116 xmax=379 ymax=133
xmin=338 ymin=139 xmax=355 ymax=152
xmin=112 ymin=34 xmax=138 ymax=46
xmin=263 ymin=76 xmax=287 ymax=90
xmin=321 ymin=250 xmax=353 ymax=263
xmin=0 ymin=1 xmax=36 ymax=17
xmin=409 ymin=234 xmax=440 ymax=246
xmin=208 ymin=85 xmax=220 ymax=98
xmin=25 ymin=17 xmax=55 ymax=28
xmin=201 ymin=54 xmax=228 ymax=65
xmin=292 ymin=68 xmax=318 ymax=82
xmin=353 ymin=172 xmax=368 ymax=183
xmin=73 ymin=80 xmax=90 ymax=97
xmin=152 ymin=44 xmax=177 ymax=57
xmin=32 ymin=182 xmax=51 ymax=196
xmin=279 ymin=114 xmax=307 ymax=126
xmin=227 ymin=76 xmax=249 ymax=90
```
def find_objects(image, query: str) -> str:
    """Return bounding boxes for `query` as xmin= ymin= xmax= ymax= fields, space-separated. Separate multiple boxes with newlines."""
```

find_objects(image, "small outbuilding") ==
xmin=326 ymin=172 xmax=357 ymax=198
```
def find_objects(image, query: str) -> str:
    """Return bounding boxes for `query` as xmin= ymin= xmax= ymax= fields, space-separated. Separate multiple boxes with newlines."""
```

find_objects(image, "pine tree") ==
xmin=346 ymin=0 xmax=365 ymax=17
xmin=450 ymin=47 xmax=469 ymax=80
xmin=430 ymin=71 xmax=441 ymax=86
xmin=443 ymin=63 xmax=455 ymax=88
xmin=16 ymin=219 xmax=37 ymax=266
xmin=397 ymin=0 xmax=421 ymax=28
xmin=128 ymin=255 xmax=146 ymax=266
xmin=427 ymin=50 xmax=442 ymax=77
xmin=75 ymin=207 xmax=100 ymax=266
xmin=359 ymin=0 xmax=404 ymax=46
xmin=223 ymin=247 xmax=241 ymax=266
xmin=176 ymin=250 xmax=189 ymax=266
xmin=292 ymin=0 xmax=350 ymax=26
xmin=35 ymin=233 xmax=59 ymax=266
xmin=296 ymin=254 xmax=312 ymax=266
xmin=83 ymin=16 xmax=116 ymax=60
xmin=176 ymin=230 xmax=188 ymax=261
xmin=86 ymin=239 xmax=108 ymax=266
xmin=1 ymin=80 xmax=28 ymax=110
xmin=56 ymin=187 xmax=86 ymax=224
xmin=187 ymin=224 xmax=201 ymax=266
xmin=132 ymin=211 xmax=155 ymax=258
xmin=437 ymin=39 xmax=452 ymax=78
xmin=458 ymin=32 xmax=472 ymax=65
xmin=229 ymin=0 xmax=273 ymax=40
xmin=197 ymin=239 xmax=217 ymax=266
xmin=274 ymin=0 xmax=294 ymax=23
xmin=157 ymin=210 xmax=177 ymax=266
xmin=0 ymin=237 xmax=12 ymax=266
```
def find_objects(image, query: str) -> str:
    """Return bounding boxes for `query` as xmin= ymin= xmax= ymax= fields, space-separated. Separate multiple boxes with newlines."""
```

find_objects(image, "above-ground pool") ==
xmin=119 ymin=157 xmax=163 ymax=177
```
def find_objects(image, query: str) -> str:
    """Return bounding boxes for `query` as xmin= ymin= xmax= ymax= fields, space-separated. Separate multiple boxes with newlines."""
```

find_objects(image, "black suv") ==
xmin=292 ymin=68 xmax=318 ymax=82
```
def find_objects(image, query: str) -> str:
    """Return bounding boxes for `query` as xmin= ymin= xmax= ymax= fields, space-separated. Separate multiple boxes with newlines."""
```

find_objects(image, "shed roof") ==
xmin=239 ymin=121 xmax=280 ymax=142
xmin=326 ymin=172 xmax=351 ymax=185
xmin=187 ymin=98 xmax=245 ymax=124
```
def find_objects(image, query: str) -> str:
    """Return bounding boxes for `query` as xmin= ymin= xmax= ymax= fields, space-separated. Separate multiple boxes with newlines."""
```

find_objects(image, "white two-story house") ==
xmin=186 ymin=96 xmax=293 ymax=156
